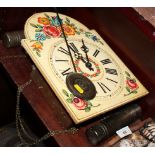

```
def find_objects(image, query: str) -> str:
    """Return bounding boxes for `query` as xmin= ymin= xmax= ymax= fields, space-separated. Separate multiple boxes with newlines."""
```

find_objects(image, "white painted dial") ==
xmin=49 ymin=38 xmax=124 ymax=100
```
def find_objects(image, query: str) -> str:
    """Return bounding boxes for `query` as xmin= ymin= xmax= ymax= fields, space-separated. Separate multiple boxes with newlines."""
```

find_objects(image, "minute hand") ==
xmin=81 ymin=39 xmax=94 ymax=71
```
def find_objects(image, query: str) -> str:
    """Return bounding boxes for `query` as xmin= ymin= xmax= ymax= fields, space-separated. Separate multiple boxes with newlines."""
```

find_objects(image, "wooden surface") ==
xmin=120 ymin=8 xmax=155 ymax=42
xmin=0 ymin=8 xmax=62 ymax=35
xmin=0 ymin=8 xmax=155 ymax=146
xmin=134 ymin=8 xmax=155 ymax=28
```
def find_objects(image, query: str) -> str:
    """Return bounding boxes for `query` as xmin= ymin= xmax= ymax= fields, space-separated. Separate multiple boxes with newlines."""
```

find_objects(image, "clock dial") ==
xmin=49 ymin=38 xmax=124 ymax=100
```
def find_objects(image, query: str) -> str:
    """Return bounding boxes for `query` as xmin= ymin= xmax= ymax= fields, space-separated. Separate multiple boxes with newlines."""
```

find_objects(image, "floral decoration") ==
xmin=62 ymin=89 xmax=100 ymax=112
xmin=124 ymin=71 xmax=139 ymax=96
xmin=35 ymin=33 xmax=46 ymax=41
xmin=30 ymin=13 xmax=104 ymax=56
xmin=31 ymin=40 xmax=43 ymax=57
xmin=43 ymin=25 xmax=61 ymax=37
xmin=60 ymin=24 xmax=76 ymax=36
xmin=38 ymin=17 xmax=50 ymax=25
xmin=74 ymin=58 xmax=101 ymax=78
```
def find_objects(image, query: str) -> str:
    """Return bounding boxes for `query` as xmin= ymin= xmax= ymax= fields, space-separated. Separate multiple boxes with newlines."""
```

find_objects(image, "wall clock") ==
xmin=21 ymin=12 xmax=149 ymax=124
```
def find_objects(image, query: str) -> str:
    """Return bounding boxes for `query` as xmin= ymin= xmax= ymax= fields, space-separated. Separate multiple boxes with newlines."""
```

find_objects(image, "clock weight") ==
xmin=86 ymin=103 xmax=142 ymax=145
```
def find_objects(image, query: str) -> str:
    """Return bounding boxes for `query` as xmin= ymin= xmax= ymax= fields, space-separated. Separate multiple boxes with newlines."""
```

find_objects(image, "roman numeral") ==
xmin=69 ymin=42 xmax=79 ymax=53
xmin=97 ymin=82 xmax=111 ymax=93
xmin=58 ymin=47 xmax=69 ymax=55
xmin=58 ymin=43 xmax=79 ymax=56
xmin=105 ymin=68 xmax=118 ymax=75
xmin=61 ymin=68 xmax=72 ymax=76
xmin=55 ymin=59 xmax=69 ymax=62
xmin=93 ymin=50 xmax=100 ymax=57
xmin=101 ymin=59 xmax=112 ymax=65
xmin=106 ymin=78 xmax=118 ymax=84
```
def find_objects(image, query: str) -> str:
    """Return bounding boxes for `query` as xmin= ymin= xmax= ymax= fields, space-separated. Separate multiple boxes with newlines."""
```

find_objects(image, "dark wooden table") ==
xmin=0 ymin=8 xmax=155 ymax=146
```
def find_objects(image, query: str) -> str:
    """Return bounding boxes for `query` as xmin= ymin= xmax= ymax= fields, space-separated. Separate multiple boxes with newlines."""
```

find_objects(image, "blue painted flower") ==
xmin=35 ymin=33 xmax=46 ymax=41
xmin=91 ymin=35 xmax=98 ymax=41
xmin=51 ymin=16 xmax=63 ymax=27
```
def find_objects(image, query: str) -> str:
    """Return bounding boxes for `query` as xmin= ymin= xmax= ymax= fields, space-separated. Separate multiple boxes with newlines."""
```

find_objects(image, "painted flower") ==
xmin=31 ymin=42 xmax=42 ymax=50
xmin=43 ymin=25 xmax=61 ymax=37
xmin=35 ymin=33 xmax=46 ymax=41
xmin=51 ymin=16 xmax=63 ymax=26
xmin=60 ymin=24 xmax=76 ymax=36
xmin=97 ymin=69 xmax=100 ymax=73
xmin=38 ymin=17 xmax=50 ymax=25
xmin=83 ymin=73 xmax=89 ymax=77
xmin=126 ymin=80 xmax=138 ymax=90
xmin=91 ymin=35 xmax=98 ymax=41
xmin=72 ymin=97 xmax=88 ymax=110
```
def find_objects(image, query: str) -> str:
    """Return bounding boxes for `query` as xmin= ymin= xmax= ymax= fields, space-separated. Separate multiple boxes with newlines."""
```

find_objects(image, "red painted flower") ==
xmin=72 ymin=97 xmax=88 ymax=110
xmin=126 ymin=80 xmax=138 ymax=90
xmin=83 ymin=73 xmax=89 ymax=77
xmin=43 ymin=25 xmax=61 ymax=37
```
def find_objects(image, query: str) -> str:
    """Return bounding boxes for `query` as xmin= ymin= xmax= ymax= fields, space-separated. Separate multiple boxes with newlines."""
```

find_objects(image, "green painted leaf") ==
xmin=66 ymin=17 xmax=70 ymax=23
xmin=35 ymin=29 xmax=43 ymax=32
xmin=46 ymin=35 xmax=51 ymax=39
xmin=132 ymin=78 xmax=136 ymax=82
xmin=50 ymin=18 xmax=55 ymax=25
xmin=36 ymin=24 xmax=43 ymax=28
xmin=85 ymin=31 xmax=92 ymax=35
xmin=74 ymin=26 xmax=78 ymax=30
xmin=126 ymin=77 xmax=131 ymax=81
xmin=125 ymin=71 xmax=130 ymax=77
xmin=70 ymin=94 xmax=74 ymax=99
xmin=62 ymin=89 xmax=69 ymax=97
xmin=99 ymin=41 xmax=104 ymax=45
xmin=64 ymin=21 xmax=69 ymax=25
xmin=126 ymin=86 xmax=130 ymax=92
xmin=30 ymin=40 xmax=36 ymax=42
xmin=30 ymin=23 xmax=38 ymax=28
xmin=39 ymin=41 xmax=43 ymax=46
xmin=36 ymin=51 xmax=41 ymax=57
xmin=85 ymin=33 xmax=89 ymax=38
xmin=76 ymin=31 xmax=81 ymax=35
xmin=44 ymin=13 xmax=50 ymax=19
xmin=70 ymin=23 xmax=75 ymax=27
xmin=92 ymin=104 xmax=101 ymax=107
xmin=85 ymin=107 xmax=91 ymax=112
xmin=66 ymin=98 xmax=72 ymax=103
xmin=87 ymin=101 xmax=92 ymax=107
xmin=132 ymin=90 xmax=138 ymax=94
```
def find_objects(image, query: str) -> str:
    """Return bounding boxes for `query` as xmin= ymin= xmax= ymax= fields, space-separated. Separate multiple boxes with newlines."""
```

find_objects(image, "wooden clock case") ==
xmin=0 ymin=7 xmax=155 ymax=146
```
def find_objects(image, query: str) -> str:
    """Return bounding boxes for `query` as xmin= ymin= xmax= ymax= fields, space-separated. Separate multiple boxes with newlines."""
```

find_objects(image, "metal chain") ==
xmin=16 ymin=79 xmax=78 ymax=146
xmin=0 ymin=55 xmax=78 ymax=146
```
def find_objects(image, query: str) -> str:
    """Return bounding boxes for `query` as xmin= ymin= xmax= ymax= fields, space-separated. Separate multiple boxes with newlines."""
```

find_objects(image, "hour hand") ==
xmin=81 ymin=39 xmax=89 ymax=53
xmin=81 ymin=39 xmax=94 ymax=71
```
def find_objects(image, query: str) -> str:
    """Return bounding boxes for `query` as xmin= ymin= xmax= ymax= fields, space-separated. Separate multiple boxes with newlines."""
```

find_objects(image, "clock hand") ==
xmin=56 ymin=9 xmax=96 ymax=100
xmin=56 ymin=11 xmax=77 ymax=73
xmin=74 ymin=51 xmax=93 ymax=71
xmin=81 ymin=39 xmax=94 ymax=71
xmin=68 ymin=43 xmax=93 ymax=71
xmin=56 ymin=10 xmax=88 ymax=71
